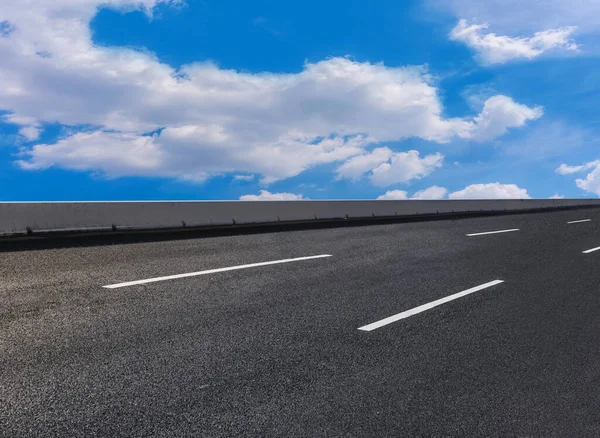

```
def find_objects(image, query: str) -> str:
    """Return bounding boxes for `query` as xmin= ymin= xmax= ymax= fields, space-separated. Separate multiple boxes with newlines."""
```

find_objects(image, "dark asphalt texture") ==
xmin=3 ymin=209 xmax=600 ymax=436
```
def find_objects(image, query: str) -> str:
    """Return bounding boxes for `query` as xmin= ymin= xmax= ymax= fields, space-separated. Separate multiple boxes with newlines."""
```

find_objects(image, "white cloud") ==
xmin=550 ymin=194 xmax=565 ymax=199
xmin=20 ymin=129 xmax=371 ymax=183
xmin=448 ymin=182 xmax=531 ymax=199
xmin=339 ymin=149 xmax=444 ymax=187
xmin=336 ymin=147 xmax=393 ymax=180
xmin=432 ymin=0 xmax=600 ymax=35
xmin=467 ymin=96 xmax=543 ymax=142
xmin=233 ymin=175 xmax=254 ymax=181
xmin=2 ymin=114 xmax=41 ymax=141
xmin=1 ymin=0 xmax=542 ymax=183
xmin=576 ymin=167 xmax=600 ymax=196
xmin=556 ymin=159 xmax=600 ymax=196
xmin=557 ymin=164 xmax=585 ymax=175
xmin=17 ymin=131 xmax=167 ymax=176
xmin=370 ymin=151 xmax=444 ymax=187
xmin=556 ymin=160 xmax=600 ymax=175
xmin=18 ymin=126 xmax=41 ymax=141
xmin=450 ymin=19 xmax=578 ymax=65
xmin=239 ymin=190 xmax=306 ymax=201
xmin=377 ymin=185 xmax=450 ymax=200
xmin=411 ymin=185 xmax=448 ymax=200
xmin=377 ymin=190 xmax=408 ymax=200
xmin=336 ymin=94 xmax=541 ymax=184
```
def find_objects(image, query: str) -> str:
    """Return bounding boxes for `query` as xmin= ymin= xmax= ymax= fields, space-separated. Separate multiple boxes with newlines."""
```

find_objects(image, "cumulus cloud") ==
xmin=336 ymin=147 xmax=393 ymax=180
xmin=370 ymin=151 xmax=444 ymax=187
xmin=556 ymin=159 xmax=600 ymax=196
xmin=411 ymin=185 xmax=448 ymax=200
xmin=338 ymin=149 xmax=444 ymax=187
xmin=576 ymin=167 xmax=600 ymax=196
xmin=377 ymin=190 xmax=408 ymax=200
xmin=557 ymin=164 xmax=585 ymax=175
xmin=20 ymin=129 xmax=371 ymax=183
xmin=1 ymin=0 xmax=542 ymax=183
xmin=448 ymin=182 xmax=531 ymax=199
xmin=432 ymin=0 xmax=600 ymax=35
xmin=550 ymin=194 xmax=565 ymax=199
xmin=450 ymin=19 xmax=578 ymax=64
xmin=467 ymin=96 xmax=543 ymax=142
xmin=17 ymin=131 xmax=167 ymax=176
xmin=556 ymin=160 xmax=600 ymax=175
xmin=239 ymin=190 xmax=306 ymax=201
xmin=18 ymin=126 xmax=41 ymax=141
xmin=377 ymin=185 xmax=448 ymax=200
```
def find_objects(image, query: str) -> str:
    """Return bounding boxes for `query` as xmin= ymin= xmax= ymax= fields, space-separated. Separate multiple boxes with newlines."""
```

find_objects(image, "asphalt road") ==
xmin=3 ymin=209 xmax=600 ymax=437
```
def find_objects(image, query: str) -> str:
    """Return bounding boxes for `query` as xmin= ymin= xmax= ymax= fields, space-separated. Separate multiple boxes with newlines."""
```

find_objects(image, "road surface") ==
xmin=3 ymin=209 xmax=600 ymax=436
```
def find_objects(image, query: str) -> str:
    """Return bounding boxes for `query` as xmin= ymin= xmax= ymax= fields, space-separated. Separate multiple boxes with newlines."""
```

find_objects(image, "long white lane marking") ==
xmin=583 ymin=246 xmax=600 ymax=254
xmin=358 ymin=280 xmax=505 ymax=332
xmin=568 ymin=219 xmax=592 ymax=224
xmin=103 ymin=254 xmax=333 ymax=289
xmin=466 ymin=229 xmax=519 ymax=237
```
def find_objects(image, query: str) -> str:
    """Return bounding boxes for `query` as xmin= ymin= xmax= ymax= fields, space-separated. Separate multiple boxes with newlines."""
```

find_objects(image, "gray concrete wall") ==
xmin=1 ymin=199 xmax=599 ymax=236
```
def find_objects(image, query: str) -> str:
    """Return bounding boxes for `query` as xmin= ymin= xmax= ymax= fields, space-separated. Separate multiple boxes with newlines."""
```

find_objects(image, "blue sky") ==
xmin=1 ymin=0 xmax=599 ymax=201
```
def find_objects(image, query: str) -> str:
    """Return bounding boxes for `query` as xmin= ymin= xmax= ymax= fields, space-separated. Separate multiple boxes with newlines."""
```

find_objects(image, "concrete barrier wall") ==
xmin=1 ymin=199 xmax=599 ymax=236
